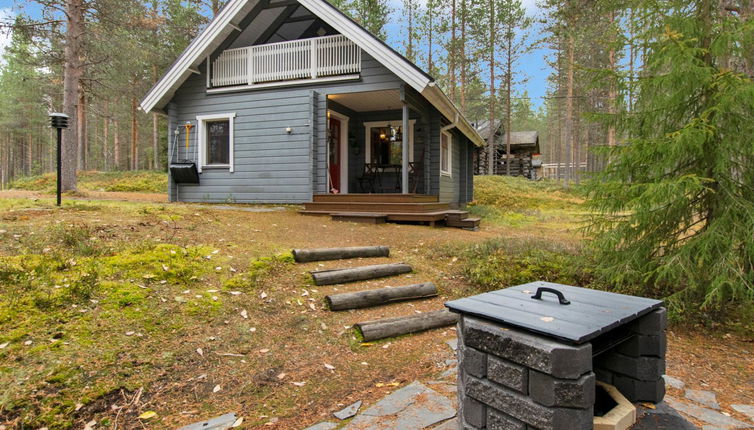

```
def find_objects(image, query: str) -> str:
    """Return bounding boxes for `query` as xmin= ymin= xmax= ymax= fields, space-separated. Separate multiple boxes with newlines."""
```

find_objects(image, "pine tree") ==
xmin=586 ymin=0 xmax=754 ymax=315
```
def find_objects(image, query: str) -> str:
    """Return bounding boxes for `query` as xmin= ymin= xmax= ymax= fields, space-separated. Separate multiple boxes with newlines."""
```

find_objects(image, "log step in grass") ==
xmin=326 ymin=282 xmax=438 ymax=311
xmin=310 ymin=263 xmax=412 ymax=286
xmin=292 ymin=246 xmax=390 ymax=263
xmin=355 ymin=310 xmax=459 ymax=342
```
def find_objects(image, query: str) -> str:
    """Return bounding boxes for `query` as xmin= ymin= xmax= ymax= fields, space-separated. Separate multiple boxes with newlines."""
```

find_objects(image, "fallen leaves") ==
xmin=138 ymin=411 xmax=158 ymax=419
xmin=0 ymin=342 xmax=9 ymax=349
xmin=196 ymin=348 xmax=203 ymax=356
xmin=324 ymin=363 xmax=335 ymax=371
xmin=240 ymin=309 xmax=248 ymax=319
xmin=213 ymin=385 xmax=222 ymax=393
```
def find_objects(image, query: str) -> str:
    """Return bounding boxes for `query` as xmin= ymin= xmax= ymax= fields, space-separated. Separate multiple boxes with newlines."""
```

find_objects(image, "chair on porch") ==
xmin=409 ymin=162 xmax=423 ymax=193
xmin=357 ymin=163 xmax=379 ymax=193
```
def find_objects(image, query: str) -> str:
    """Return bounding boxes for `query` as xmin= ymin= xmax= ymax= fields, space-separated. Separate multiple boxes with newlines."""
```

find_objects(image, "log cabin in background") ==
xmin=474 ymin=119 xmax=541 ymax=179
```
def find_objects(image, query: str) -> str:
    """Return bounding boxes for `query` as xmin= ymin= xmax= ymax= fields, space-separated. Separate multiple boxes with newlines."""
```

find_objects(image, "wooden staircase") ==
xmin=299 ymin=194 xmax=481 ymax=230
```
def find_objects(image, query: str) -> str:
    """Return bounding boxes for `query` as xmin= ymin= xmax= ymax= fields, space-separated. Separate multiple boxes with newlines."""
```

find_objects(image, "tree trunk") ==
xmin=152 ymin=113 xmax=159 ymax=170
xmin=450 ymin=0 xmax=457 ymax=103
xmin=114 ymin=118 xmax=121 ymax=170
xmin=607 ymin=9 xmax=617 ymax=147
xmin=486 ymin=0 xmax=496 ymax=176
xmin=460 ymin=0 xmax=467 ymax=112
xmin=26 ymin=133 xmax=33 ymax=175
xmin=61 ymin=0 xmax=84 ymax=191
xmin=131 ymin=96 xmax=138 ymax=170
xmin=79 ymin=91 xmax=88 ymax=170
xmin=563 ymin=33 xmax=575 ymax=188
xmin=505 ymin=28 xmax=513 ymax=176
xmin=103 ymin=101 xmax=110 ymax=171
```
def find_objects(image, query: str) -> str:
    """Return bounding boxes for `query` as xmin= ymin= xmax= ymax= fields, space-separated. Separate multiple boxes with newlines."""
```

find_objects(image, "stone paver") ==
xmin=666 ymin=395 xmax=753 ymax=429
xmin=686 ymin=389 xmax=721 ymax=410
xmin=732 ymin=405 xmax=754 ymax=422
xmin=334 ymin=401 xmax=362 ymax=420
xmin=431 ymin=418 xmax=458 ymax=429
xmin=344 ymin=381 xmax=456 ymax=430
xmin=303 ymin=423 xmax=338 ymax=430
xmin=664 ymin=374 xmax=686 ymax=390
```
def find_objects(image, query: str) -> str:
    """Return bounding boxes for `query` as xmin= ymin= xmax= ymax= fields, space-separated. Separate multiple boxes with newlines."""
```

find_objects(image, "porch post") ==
xmin=402 ymin=103 xmax=409 ymax=194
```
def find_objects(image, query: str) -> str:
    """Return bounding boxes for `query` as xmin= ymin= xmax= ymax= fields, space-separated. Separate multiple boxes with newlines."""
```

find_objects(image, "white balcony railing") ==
xmin=211 ymin=34 xmax=361 ymax=87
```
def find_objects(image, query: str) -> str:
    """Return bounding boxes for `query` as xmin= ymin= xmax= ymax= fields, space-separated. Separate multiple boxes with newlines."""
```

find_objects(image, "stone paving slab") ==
xmin=664 ymin=374 xmax=685 ymax=390
xmin=334 ymin=401 xmax=362 ymax=420
xmin=666 ymin=395 xmax=753 ymax=428
xmin=431 ymin=418 xmax=458 ymax=429
xmin=302 ymin=423 xmax=338 ymax=430
xmin=732 ymin=404 xmax=754 ymax=422
xmin=344 ymin=381 xmax=456 ymax=430
xmin=686 ymin=389 xmax=721 ymax=410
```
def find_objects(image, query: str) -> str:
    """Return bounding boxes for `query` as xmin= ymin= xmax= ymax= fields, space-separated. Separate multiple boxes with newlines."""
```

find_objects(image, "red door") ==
xmin=328 ymin=117 xmax=341 ymax=193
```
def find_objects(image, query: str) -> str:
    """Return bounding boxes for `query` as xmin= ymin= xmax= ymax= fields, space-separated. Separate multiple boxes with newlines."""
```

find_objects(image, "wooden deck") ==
xmin=300 ymin=194 xmax=481 ymax=229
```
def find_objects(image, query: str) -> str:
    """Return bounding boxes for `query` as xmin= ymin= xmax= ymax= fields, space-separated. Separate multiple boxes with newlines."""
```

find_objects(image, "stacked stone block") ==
xmin=593 ymin=308 xmax=667 ymax=403
xmin=457 ymin=316 xmax=595 ymax=430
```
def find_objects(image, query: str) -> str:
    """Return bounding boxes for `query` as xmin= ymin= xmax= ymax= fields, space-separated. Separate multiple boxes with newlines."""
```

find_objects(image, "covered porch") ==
xmin=303 ymin=87 xmax=479 ymax=229
xmin=323 ymin=88 xmax=427 ymax=196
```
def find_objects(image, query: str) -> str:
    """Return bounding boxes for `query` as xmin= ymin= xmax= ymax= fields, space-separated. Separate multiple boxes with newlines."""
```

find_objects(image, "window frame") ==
xmin=197 ymin=113 xmax=236 ymax=173
xmin=363 ymin=120 xmax=416 ymax=165
xmin=440 ymin=130 xmax=452 ymax=177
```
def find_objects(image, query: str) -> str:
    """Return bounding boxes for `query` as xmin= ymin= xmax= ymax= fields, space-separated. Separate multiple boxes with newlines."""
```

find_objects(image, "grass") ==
xmin=8 ymin=170 xmax=167 ymax=194
xmin=467 ymin=176 xmax=585 ymax=227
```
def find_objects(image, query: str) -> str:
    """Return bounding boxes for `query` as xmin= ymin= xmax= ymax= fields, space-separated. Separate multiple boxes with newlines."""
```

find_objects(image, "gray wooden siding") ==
xmin=168 ymin=51 xmax=403 ymax=203
xmin=439 ymin=128 xmax=472 ymax=205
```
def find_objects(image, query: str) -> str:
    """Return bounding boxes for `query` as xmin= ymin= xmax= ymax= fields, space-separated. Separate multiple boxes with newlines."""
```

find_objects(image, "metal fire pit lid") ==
xmin=445 ymin=281 xmax=664 ymax=344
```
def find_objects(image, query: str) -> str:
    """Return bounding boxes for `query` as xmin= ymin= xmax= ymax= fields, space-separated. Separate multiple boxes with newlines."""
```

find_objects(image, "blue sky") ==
xmin=382 ymin=0 xmax=552 ymax=109
xmin=0 ymin=0 xmax=552 ymax=107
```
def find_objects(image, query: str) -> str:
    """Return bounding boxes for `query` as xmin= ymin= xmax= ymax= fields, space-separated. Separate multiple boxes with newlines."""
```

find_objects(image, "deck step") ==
xmin=313 ymin=194 xmax=438 ymax=203
xmin=446 ymin=217 xmax=481 ymax=229
xmin=303 ymin=202 xmax=451 ymax=213
xmin=331 ymin=212 xmax=387 ymax=224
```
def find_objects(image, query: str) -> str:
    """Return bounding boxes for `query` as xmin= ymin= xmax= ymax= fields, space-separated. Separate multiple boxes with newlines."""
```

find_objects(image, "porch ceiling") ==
xmin=328 ymin=89 xmax=402 ymax=112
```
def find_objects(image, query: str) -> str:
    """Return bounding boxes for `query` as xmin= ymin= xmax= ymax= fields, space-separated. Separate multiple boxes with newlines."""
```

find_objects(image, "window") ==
xmin=364 ymin=120 xmax=415 ymax=166
xmin=441 ymin=131 xmax=452 ymax=176
xmin=197 ymin=113 xmax=235 ymax=172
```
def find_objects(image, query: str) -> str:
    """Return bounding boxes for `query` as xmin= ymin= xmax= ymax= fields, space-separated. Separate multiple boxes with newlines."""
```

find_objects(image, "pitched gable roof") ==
xmin=141 ymin=0 xmax=483 ymax=146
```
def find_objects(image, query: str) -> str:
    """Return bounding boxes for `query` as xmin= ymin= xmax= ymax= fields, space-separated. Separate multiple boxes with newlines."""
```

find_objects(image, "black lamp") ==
xmin=50 ymin=113 xmax=69 ymax=206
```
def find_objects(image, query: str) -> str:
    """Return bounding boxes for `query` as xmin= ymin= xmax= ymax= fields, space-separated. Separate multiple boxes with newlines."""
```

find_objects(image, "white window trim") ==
xmin=196 ymin=113 xmax=236 ymax=173
xmin=327 ymin=110 xmax=350 ymax=194
xmin=441 ymin=130 xmax=453 ymax=177
xmin=364 ymin=120 xmax=416 ymax=164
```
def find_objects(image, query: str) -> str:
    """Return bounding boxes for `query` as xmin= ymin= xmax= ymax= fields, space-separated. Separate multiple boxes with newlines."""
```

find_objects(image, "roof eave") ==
xmin=422 ymin=84 xmax=485 ymax=147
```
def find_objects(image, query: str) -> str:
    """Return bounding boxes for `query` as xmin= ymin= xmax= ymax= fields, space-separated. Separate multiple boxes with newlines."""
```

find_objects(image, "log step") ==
xmin=310 ymin=263 xmax=412 ymax=286
xmin=355 ymin=310 xmax=459 ymax=341
xmin=331 ymin=212 xmax=387 ymax=224
xmin=326 ymin=282 xmax=438 ymax=311
xmin=292 ymin=246 xmax=390 ymax=263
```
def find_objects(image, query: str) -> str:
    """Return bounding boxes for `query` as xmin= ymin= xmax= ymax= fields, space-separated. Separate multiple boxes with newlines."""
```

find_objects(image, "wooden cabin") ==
xmin=474 ymin=120 xmax=540 ymax=179
xmin=140 ymin=0 xmax=484 ymax=228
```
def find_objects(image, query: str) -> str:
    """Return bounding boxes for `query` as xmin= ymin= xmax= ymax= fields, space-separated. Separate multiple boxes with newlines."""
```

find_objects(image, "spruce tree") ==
xmin=586 ymin=0 xmax=754 ymax=316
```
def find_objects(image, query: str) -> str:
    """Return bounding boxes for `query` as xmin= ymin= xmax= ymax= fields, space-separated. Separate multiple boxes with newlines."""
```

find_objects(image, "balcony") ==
xmin=210 ymin=34 xmax=361 ymax=88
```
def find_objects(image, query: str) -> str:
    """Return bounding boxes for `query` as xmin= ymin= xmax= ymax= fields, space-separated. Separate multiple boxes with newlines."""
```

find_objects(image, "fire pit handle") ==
xmin=531 ymin=287 xmax=571 ymax=305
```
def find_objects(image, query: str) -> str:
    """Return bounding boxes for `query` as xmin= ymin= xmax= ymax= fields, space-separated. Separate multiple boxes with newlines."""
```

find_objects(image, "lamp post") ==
xmin=50 ymin=113 xmax=69 ymax=206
